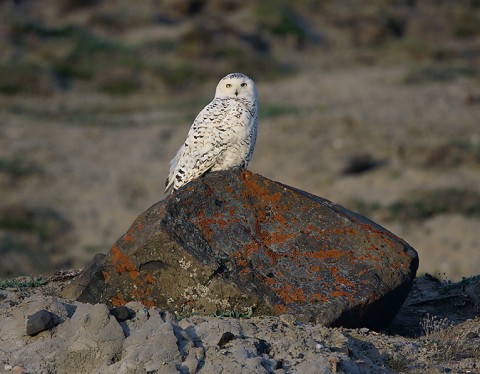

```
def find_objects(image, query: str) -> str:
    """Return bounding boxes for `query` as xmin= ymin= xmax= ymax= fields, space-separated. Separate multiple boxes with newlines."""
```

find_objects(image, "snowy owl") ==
xmin=165 ymin=73 xmax=258 ymax=193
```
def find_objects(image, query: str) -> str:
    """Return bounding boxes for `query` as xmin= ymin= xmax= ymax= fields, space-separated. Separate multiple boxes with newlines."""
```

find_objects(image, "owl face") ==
xmin=215 ymin=73 xmax=257 ymax=101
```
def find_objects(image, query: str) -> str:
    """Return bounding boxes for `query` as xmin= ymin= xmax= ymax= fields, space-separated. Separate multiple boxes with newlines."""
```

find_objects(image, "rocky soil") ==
xmin=0 ymin=273 xmax=479 ymax=373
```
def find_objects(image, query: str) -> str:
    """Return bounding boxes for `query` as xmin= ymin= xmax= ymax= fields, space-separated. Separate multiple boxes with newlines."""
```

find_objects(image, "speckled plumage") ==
xmin=165 ymin=73 xmax=259 ymax=192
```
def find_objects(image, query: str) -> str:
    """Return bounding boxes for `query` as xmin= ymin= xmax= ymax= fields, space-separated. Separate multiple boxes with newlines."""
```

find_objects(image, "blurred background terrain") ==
xmin=0 ymin=0 xmax=479 ymax=281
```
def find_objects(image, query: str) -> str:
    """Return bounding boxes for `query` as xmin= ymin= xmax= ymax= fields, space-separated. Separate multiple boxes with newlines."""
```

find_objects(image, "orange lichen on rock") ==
xmin=358 ymin=222 xmax=409 ymax=250
xmin=131 ymin=274 xmax=155 ymax=304
xmin=261 ymin=230 xmax=298 ymax=246
xmin=102 ymin=271 xmax=110 ymax=283
xmin=123 ymin=234 xmax=134 ymax=243
xmin=236 ymin=258 xmax=248 ymax=267
xmin=144 ymin=273 xmax=156 ymax=284
xmin=335 ymin=275 xmax=356 ymax=288
xmin=295 ymin=249 xmax=343 ymax=260
xmin=277 ymin=283 xmax=307 ymax=304
xmin=195 ymin=211 xmax=215 ymax=242
xmin=264 ymin=276 xmax=276 ymax=286
xmin=263 ymin=247 xmax=288 ymax=265
xmin=241 ymin=170 xmax=281 ymax=204
xmin=141 ymin=299 xmax=155 ymax=308
xmin=331 ymin=266 xmax=356 ymax=288
xmin=310 ymin=265 xmax=320 ymax=272
xmin=111 ymin=244 xmax=139 ymax=280
xmin=310 ymin=293 xmax=328 ymax=302
xmin=240 ymin=242 xmax=261 ymax=258
xmin=211 ymin=211 xmax=232 ymax=228
xmin=126 ymin=222 xmax=143 ymax=237
xmin=112 ymin=293 xmax=127 ymax=306
xmin=273 ymin=303 xmax=288 ymax=313
xmin=330 ymin=290 xmax=349 ymax=298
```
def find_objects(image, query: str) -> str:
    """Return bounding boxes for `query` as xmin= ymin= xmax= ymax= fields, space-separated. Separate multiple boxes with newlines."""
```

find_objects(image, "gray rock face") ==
xmin=103 ymin=306 xmax=192 ymax=374
xmin=55 ymin=303 xmax=125 ymax=374
xmin=69 ymin=168 xmax=418 ymax=329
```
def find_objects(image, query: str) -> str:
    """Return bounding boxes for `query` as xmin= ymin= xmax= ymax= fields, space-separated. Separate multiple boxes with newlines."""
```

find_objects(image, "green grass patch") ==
xmin=0 ymin=276 xmax=47 ymax=289
xmin=3 ymin=10 xmax=294 ymax=98
xmin=387 ymin=354 xmax=409 ymax=372
xmin=450 ymin=138 xmax=480 ymax=163
xmin=260 ymin=104 xmax=299 ymax=118
xmin=0 ymin=63 xmax=43 ymax=95
xmin=10 ymin=23 xmax=138 ymax=84
xmin=255 ymin=1 xmax=307 ymax=42
xmin=175 ymin=306 xmax=254 ymax=321
xmin=98 ymin=77 xmax=141 ymax=96
xmin=350 ymin=188 xmax=480 ymax=221
xmin=453 ymin=11 xmax=480 ymax=38
xmin=51 ymin=28 xmax=134 ymax=81
xmin=212 ymin=306 xmax=254 ymax=319
xmin=423 ymin=139 xmax=480 ymax=168
xmin=404 ymin=63 xmax=477 ymax=84
xmin=152 ymin=63 xmax=206 ymax=89
xmin=0 ymin=158 xmax=41 ymax=178
xmin=0 ymin=205 xmax=71 ymax=241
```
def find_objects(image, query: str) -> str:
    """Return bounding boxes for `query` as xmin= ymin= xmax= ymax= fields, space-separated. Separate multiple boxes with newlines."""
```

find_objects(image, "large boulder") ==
xmin=65 ymin=168 xmax=418 ymax=329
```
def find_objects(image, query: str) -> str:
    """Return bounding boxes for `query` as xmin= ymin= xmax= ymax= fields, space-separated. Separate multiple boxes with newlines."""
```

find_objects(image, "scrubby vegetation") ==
xmin=351 ymin=188 xmax=480 ymax=221
xmin=1 ymin=0 xmax=479 ymax=97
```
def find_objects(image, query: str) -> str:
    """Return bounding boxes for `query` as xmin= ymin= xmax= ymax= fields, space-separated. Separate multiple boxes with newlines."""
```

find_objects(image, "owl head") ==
xmin=215 ymin=73 xmax=257 ymax=102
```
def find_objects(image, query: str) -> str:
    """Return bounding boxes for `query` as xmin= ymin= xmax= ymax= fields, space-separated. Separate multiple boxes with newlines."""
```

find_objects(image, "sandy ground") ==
xmin=1 ymin=53 xmax=480 ymax=280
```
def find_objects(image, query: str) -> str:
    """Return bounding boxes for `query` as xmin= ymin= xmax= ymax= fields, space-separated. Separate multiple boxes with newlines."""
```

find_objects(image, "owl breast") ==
xmin=210 ymin=99 xmax=257 ymax=171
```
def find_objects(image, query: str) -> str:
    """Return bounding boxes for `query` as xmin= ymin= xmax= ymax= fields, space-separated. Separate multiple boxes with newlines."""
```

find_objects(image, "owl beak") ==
xmin=235 ymin=90 xmax=239 ymax=96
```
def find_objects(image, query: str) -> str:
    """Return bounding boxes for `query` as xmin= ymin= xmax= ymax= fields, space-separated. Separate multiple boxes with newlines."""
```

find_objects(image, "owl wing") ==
xmin=165 ymin=99 xmax=235 ymax=192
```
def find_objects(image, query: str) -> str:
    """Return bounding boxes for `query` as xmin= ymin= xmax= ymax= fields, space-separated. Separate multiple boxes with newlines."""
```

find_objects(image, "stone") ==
xmin=109 ymin=305 xmax=134 ymax=322
xmin=55 ymin=303 xmax=125 ymax=374
xmin=26 ymin=310 xmax=60 ymax=336
xmin=61 ymin=253 xmax=106 ymax=300
xmin=71 ymin=168 xmax=418 ymax=329
xmin=102 ymin=308 xmax=192 ymax=373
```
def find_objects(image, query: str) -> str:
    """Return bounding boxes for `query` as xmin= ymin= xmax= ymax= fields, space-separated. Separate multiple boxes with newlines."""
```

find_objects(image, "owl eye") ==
xmin=241 ymin=83 xmax=247 ymax=87
xmin=226 ymin=84 xmax=232 ymax=88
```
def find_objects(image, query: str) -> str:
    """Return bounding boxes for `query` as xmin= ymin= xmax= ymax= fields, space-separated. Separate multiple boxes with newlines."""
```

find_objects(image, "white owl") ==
xmin=165 ymin=73 xmax=259 ymax=193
